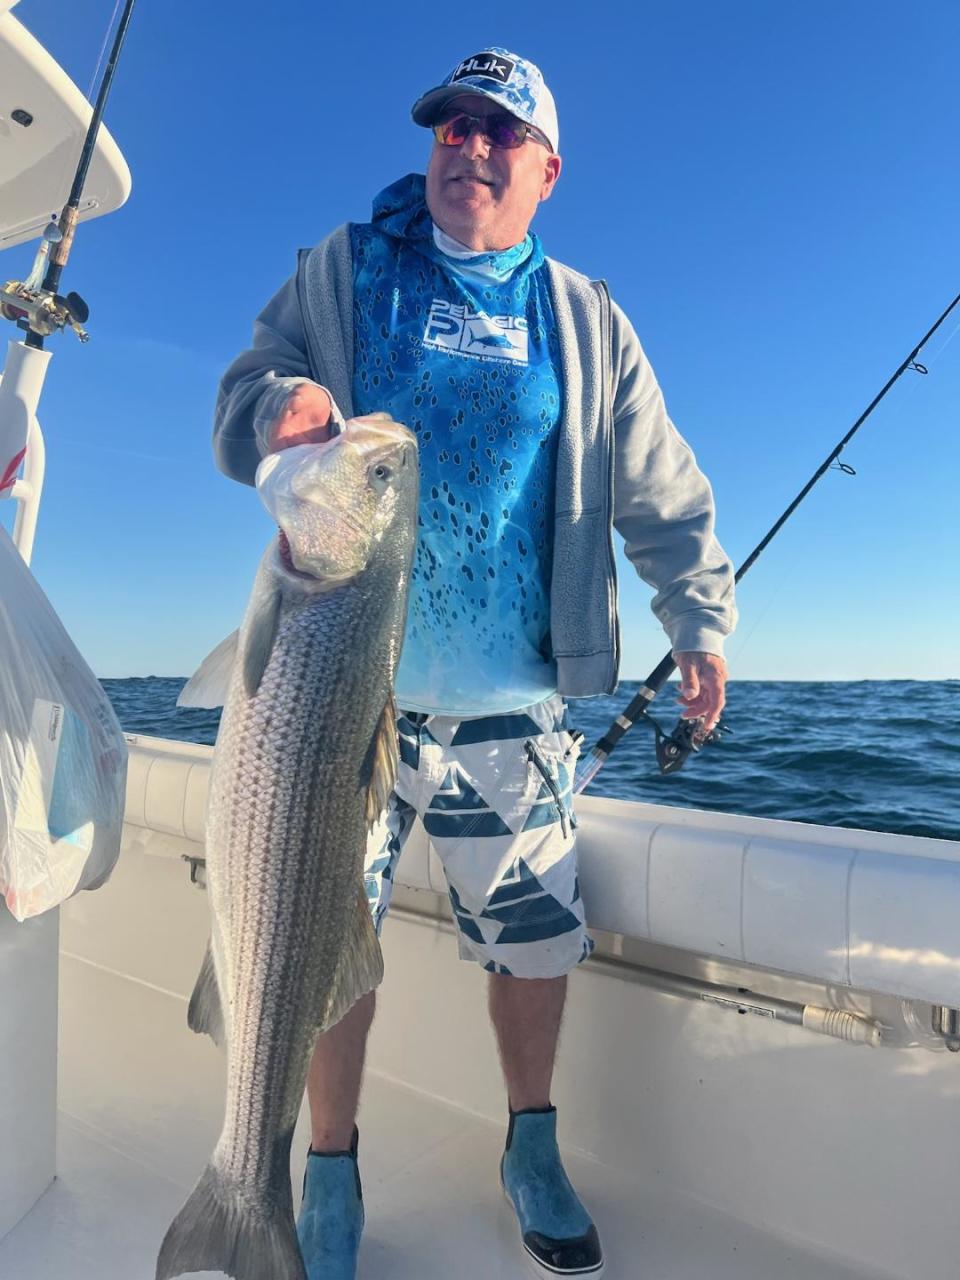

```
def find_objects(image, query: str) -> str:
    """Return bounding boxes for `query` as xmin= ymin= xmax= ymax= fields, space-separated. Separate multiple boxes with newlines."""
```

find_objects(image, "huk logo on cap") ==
xmin=451 ymin=52 xmax=516 ymax=85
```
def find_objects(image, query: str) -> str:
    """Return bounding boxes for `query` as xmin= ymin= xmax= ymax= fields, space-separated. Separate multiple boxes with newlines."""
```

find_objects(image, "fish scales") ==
xmin=213 ymin=588 xmax=389 ymax=1198
xmin=158 ymin=418 xmax=418 ymax=1280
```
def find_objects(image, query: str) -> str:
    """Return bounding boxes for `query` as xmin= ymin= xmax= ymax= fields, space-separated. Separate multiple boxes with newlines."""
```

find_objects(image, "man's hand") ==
xmin=268 ymin=384 xmax=333 ymax=451
xmin=673 ymin=651 xmax=727 ymax=737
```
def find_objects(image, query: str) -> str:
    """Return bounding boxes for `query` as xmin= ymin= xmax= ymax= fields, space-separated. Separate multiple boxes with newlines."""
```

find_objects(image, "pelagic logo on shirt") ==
xmin=451 ymin=53 xmax=515 ymax=85
xmin=423 ymin=300 xmax=529 ymax=363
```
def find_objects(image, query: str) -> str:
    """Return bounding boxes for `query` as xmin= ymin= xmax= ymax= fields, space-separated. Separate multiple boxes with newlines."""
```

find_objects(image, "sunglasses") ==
xmin=432 ymin=110 xmax=552 ymax=152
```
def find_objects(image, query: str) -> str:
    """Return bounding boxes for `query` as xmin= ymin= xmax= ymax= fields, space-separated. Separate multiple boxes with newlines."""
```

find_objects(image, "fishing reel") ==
xmin=647 ymin=712 xmax=731 ymax=775
xmin=0 ymin=221 xmax=90 ymax=341
xmin=0 ymin=282 xmax=90 ymax=341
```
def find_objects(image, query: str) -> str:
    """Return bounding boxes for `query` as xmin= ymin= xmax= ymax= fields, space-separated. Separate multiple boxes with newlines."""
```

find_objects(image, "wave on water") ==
xmin=100 ymin=677 xmax=960 ymax=843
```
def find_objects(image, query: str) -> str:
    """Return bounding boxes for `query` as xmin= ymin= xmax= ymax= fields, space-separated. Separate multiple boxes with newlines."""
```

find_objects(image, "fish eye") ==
xmin=373 ymin=464 xmax=391 ymax=481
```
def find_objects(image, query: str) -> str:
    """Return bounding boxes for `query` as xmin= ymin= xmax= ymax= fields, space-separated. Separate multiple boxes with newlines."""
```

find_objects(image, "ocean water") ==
xmin=101 ymin=678 xmax=960 ymax=843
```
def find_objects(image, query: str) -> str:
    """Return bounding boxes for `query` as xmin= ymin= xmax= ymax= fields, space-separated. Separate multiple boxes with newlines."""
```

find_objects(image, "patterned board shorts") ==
xmin=364 ymin=694 xmax=595 ymax=979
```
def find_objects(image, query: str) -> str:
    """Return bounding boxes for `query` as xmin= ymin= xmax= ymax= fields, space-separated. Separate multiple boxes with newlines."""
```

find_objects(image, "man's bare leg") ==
xmin=492 ymin=972 xmax=601 ymax=1273
xmin=305 ymin=989 xmax=376 ymax=1152
xmin=488 ymin=973 xmax=567 ymax=1109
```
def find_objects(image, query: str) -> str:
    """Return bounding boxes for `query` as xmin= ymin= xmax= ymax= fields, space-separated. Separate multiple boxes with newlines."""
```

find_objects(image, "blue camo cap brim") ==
xmin=411 ymin=48 xmax=559 ymax=153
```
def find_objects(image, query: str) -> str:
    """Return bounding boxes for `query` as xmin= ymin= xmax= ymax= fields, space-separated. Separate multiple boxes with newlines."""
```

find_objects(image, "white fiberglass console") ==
xmin=0 ymin=6 xmax=131 ymax=250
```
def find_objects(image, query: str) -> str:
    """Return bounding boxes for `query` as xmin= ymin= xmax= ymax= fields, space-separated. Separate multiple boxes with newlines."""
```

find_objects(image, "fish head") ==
xmin=256 ymin=414 xmax=419 ymax=585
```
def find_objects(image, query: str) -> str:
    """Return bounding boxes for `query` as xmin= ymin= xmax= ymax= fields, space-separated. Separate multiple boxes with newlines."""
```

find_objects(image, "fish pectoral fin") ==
xmin=318 ymin=887 xmax=384 ymax=1034
xmin=177 ymin=630 xmax=240 ymax=708
xmin=242 ymin=579 xmax=282 ymax=699
xmin=363 ymin=692 xmax=399 ymax=828
xmin=187 ymin=940 xmax=226 ymax=1049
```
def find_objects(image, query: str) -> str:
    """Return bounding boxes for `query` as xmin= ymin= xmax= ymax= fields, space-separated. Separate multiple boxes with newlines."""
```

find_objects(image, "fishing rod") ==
xmin=0 ymin=0 xmax=137 ymax=350
xmin=574 ymin=286 xmax=960 ymax=794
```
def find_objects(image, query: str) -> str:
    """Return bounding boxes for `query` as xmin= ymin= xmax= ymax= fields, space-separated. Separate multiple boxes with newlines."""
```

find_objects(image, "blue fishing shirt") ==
xmin=350 ymin=174 xmax=563 ymax=716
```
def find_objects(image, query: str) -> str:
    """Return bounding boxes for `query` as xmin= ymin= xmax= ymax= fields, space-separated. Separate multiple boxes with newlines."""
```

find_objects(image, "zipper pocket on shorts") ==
xmin=523 ymin=740 xmax=570 ymax=838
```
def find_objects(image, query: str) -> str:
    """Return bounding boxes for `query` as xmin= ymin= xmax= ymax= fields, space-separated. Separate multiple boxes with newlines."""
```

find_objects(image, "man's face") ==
xmin=425 ymin=94 xmax=562 ymax=251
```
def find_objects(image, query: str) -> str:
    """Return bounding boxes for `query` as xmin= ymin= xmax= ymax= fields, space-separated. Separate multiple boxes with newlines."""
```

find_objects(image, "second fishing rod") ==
xmin=574 ymin=285 xmax=960 ymax=794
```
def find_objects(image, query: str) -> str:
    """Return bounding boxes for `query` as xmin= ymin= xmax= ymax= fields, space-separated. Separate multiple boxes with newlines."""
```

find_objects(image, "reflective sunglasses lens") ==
xmin=434 ymin=113 xmax=471 ymax=146
xmin=432 ymin=111 xmax=527 ymax=149
xmin=485 ymin=114 xmax=526 ymax=148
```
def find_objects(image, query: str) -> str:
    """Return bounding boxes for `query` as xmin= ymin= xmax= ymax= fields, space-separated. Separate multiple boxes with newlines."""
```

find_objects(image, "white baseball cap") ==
xmin=411 ymin=48 xmax=559 ymax=153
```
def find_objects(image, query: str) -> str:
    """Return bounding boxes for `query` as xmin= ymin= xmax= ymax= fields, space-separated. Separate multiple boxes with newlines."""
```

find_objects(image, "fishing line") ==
xmin=728 ymin=311 xmax=960 ymax=666
xmin=924 ymin=313 xmax=960 ymax=362
xmin=574 ymin=285 xmax=960 ymax=792
xmin=45 ymin=0 xmax=128 ymax=233
xmin=725 ymin=564 xmax=790 ymax=666
xmin=85 ymin=0 xmax=125 ymax=101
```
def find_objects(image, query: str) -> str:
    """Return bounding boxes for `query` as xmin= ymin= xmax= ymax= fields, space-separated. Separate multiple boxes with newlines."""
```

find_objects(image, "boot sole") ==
xmin=501 ymin=1183 xmax=605 ymax=1279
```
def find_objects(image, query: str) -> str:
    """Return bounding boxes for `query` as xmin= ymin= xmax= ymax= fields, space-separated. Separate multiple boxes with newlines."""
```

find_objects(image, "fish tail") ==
xmin=156 ymin=1154 xmax=305 ymax=1280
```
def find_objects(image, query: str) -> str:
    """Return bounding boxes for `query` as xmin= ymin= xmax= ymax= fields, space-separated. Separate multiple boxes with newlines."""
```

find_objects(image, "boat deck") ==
xmin=1 ymin=949 xmax=881 ymax=1280
xmin=2 ymin=1088 xmax=876 ymax=1280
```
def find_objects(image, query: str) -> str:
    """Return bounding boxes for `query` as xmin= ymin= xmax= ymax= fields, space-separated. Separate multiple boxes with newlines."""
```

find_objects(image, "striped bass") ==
xmin=157 ymin=415 xmax=419 ymax=1280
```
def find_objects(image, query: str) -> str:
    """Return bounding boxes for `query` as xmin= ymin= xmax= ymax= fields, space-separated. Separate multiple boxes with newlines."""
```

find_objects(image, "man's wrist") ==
xmin=670 ymin=626 xmax=728 ymax=661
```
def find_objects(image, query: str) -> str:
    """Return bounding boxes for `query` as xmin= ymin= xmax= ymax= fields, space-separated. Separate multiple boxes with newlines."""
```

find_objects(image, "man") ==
xmin=215 ymin=48 xmax=736 ymax=1280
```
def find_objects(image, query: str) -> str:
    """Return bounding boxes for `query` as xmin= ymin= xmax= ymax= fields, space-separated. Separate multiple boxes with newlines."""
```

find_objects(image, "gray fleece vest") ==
xmin=213 ymin=225 xmax=736 ymax=698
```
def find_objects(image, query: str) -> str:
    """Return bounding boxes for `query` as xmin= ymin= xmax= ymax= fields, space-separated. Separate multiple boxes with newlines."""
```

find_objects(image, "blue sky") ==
xmin=2 ymin=0 xmax=958 ymax=680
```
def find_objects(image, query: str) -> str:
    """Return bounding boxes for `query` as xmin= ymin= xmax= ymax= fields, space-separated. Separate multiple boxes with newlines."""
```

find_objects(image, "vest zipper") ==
xmin=596 ymin=280 xmax=621 ymax=691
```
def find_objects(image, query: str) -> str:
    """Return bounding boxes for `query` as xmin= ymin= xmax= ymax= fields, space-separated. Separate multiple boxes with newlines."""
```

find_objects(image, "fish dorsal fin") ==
xmin=177 ymin=630 xmax=240 ymax=708
xmin=242 ymin=580 xmax=282 ymax=699
xmin=364 ymin=693 xmax=399 ymax=828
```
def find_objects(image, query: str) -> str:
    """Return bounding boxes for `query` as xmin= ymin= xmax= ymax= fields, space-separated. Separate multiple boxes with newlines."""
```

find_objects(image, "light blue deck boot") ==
xmin=501 ymin=1106 xmax=604 ymax=1277
xmin=296 ymin=1127 xmax=364 ymax=1280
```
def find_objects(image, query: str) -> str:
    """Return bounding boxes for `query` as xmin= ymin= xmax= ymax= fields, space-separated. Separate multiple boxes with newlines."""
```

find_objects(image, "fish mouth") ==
xmin=276 ymin=530 xmax=323 ymax=581
xmin=274 ymin=539 xmax=359 ymax=589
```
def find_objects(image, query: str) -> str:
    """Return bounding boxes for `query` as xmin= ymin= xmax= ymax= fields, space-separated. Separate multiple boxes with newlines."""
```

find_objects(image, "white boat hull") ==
xmin=2 ymin=733 xmax=958 ymax=1277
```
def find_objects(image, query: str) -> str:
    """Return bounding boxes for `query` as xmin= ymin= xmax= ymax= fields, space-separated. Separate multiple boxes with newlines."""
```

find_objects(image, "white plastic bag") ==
xmin=0 ymin=525 xmax=127 ymax=921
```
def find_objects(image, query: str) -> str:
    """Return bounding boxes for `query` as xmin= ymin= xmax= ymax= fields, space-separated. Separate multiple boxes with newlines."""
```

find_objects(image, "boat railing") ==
xmin=119 ymin=732 xmax=960 ymax=1052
